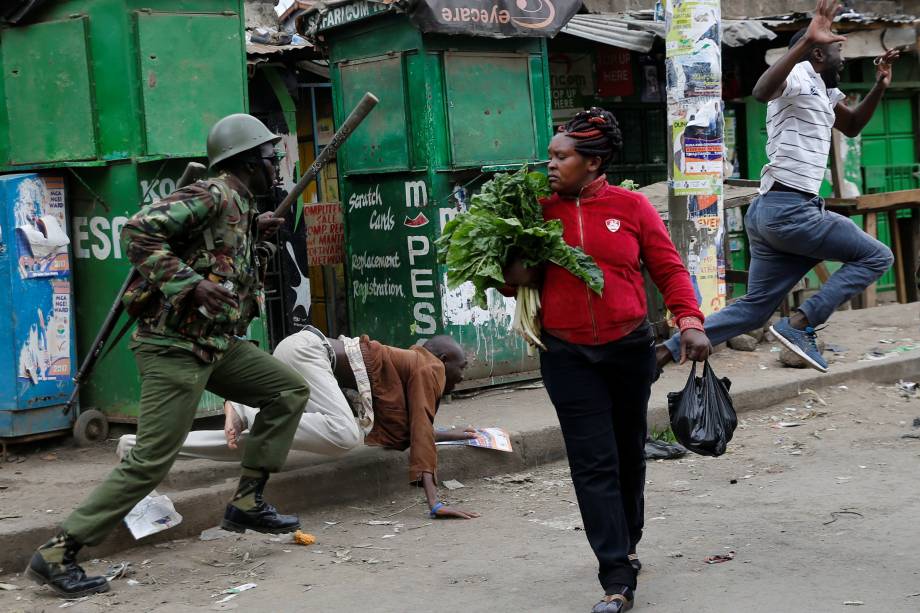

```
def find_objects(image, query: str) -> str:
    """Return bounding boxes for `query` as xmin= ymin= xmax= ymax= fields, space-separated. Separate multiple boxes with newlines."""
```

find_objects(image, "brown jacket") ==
xmin=360 ymin=337 xmax=445 ymax=484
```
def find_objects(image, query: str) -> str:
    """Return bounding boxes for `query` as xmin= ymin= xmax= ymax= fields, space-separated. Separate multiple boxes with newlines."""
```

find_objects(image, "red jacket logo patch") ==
xmin=605 ymin=218 xmax=621 ymax=232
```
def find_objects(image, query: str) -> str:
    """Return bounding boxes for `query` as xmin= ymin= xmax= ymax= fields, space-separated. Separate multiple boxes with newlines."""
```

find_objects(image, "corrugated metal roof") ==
xmin=722 ymin=20 xmax=777 ymax=46
xmin=561 ymin=15 xmax=658 ymax=53
xmin=247 ymin=40 xmax=313 ymax=56
xmin=759 ymin=10 xmax=918 ymax=27
xmin=561 ymin=14 xmax=776 ymax=51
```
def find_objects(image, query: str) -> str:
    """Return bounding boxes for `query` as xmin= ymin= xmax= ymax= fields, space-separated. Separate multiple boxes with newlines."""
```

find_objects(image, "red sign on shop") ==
xmin=596 ymin=47 xmax=634 ymax=98
xmin=303 ymin=202 xmax=345 ymax=266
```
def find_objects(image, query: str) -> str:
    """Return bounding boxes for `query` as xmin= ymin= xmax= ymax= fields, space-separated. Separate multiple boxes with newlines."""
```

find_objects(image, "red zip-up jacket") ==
xmin=540 ymin=176 xmax=704 ymax=345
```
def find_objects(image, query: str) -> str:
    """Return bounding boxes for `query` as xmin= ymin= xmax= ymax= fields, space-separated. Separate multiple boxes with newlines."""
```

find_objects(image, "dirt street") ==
xmin=1 ymin=378 xmax=919 ymax=613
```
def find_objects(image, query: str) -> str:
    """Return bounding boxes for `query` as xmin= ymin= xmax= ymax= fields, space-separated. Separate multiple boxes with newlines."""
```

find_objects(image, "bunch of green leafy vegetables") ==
xmin=436 ymin=167 xmax=604 ymax=310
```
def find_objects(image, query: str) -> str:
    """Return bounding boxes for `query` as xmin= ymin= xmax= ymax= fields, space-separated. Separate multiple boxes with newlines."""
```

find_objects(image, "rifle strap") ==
xmin=98 ymin=315 xmax=138 ymax=362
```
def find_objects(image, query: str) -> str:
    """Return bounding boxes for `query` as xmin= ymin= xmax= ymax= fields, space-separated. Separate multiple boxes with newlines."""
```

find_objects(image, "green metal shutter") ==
xmin=136 ymin=12 xmax=246 ymax=157
xmin=1 ymin=17 xmax=97 ymax=164
xmin=338 ymin=55 xmax=411 ymax=173
xmin=443 ymin=53 xmax=537 ymax=167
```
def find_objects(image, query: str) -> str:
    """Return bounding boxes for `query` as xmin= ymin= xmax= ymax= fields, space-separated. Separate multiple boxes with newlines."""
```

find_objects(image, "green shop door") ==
xmin=323 ymin=8 xmax=552 ymax=380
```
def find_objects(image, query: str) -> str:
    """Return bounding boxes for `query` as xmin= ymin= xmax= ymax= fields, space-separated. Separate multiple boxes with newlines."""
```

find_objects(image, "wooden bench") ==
xmin=826 ymin=189 xmax=920 ymax=305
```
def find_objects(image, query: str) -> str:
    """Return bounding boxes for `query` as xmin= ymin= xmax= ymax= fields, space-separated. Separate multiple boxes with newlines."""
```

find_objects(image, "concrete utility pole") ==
xmin=665 ymin=0 xmax=726 ymax=316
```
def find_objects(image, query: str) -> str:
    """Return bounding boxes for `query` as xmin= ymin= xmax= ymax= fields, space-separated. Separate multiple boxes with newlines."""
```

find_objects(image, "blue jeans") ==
xmin=664 ymin=191 xmax=893 ymax=362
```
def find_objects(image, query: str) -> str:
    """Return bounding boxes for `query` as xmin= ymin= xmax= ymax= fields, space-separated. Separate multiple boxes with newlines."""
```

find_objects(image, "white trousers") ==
xmin=117 ymin=331 xmax=363 ymax=463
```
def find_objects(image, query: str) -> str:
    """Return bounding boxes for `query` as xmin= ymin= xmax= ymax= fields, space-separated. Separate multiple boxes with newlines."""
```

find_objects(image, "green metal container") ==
xmin=0 ymin=1 xmax=252 ymax=421
xmin=317 ymin=5 xmax=553 ymax=380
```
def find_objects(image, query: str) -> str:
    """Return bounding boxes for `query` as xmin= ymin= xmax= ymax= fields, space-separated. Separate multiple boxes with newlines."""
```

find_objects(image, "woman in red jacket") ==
xmin=505 ymin=108 xmax=711 ymax=612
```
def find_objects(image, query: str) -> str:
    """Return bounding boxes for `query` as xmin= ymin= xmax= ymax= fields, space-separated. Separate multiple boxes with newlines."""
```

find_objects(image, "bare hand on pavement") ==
xmin=437 ymin=426 xmax=479 ymax=442
xmin=433 ymin=505 xmax=481 ymax=520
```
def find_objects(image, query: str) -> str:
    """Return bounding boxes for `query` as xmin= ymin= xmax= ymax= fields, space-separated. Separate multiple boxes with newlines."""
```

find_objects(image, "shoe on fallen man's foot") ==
xmin=25 ymin=533 xmax=110 ymax=598
xmin=770 ymin=317 xmax=828 ymax=373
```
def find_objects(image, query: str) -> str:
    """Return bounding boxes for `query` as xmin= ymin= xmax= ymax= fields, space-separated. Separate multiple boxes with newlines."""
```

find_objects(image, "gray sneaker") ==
xmin=770 ymin=318 xmax=829 ymax=373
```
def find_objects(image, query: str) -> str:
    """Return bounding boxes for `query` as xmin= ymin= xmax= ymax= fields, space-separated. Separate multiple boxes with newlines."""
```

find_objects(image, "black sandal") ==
xmin=591 ymin=593 xmax=634 ymax=613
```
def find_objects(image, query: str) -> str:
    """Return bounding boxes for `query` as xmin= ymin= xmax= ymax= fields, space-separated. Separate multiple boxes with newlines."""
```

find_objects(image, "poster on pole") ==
xmin=665 ymin=0 xmax=725 ymax=315
xmin=670 ymin=99 xmax=723 ymax=195
xmin=685 ymin=237 xmax=725 ymax=314
xmin=665 ymin=0 xmax=720 ymax=58
xmin=666 ymin=51 xmax=721 ymax=99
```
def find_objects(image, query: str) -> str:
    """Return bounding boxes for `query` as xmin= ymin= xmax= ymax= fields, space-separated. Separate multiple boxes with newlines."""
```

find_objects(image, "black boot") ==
xmin=221 ymin=469 xmax=300 ymax=534
xmin=25 ymin=533 xmax=110 ymax=598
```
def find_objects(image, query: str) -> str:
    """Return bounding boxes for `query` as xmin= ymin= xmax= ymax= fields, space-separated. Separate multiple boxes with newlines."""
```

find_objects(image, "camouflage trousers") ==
xmin=62 ymin=338 xmax=309 ymax=546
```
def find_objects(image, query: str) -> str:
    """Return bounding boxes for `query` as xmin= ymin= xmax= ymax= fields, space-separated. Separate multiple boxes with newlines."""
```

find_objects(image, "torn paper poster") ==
xmin=665 ymin=0 xmax=720 ymax=58
xmin=17 ymin=214 xmax=70 ymax=258
xmin=11 ymin=176 xmax=70 ymax=279
xmin=17 ymin=280 xmax=72 ymax=383
xmin=671 ymin=100 xmax=724 ymax=195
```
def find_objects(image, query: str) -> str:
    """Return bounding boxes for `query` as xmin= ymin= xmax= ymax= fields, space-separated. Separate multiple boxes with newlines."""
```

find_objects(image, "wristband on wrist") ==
xmin=430 ymin=502 xmax=445 ymax=517
xmin=678 ymin=316 xmax=704 ymax=333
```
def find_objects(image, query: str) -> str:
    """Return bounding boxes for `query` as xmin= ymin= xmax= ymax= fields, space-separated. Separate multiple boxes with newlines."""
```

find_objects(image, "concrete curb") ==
xmin=647 ymin=351 xmax=920 ymax=431
xmin=2 ymin=353 xmax=918 ymax=570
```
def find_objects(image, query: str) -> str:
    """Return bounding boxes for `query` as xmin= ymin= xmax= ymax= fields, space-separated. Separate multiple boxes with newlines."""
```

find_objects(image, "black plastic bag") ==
xmin=667 ymin=361 xmax=737 ymax=457
xmin=644 ymin=438 xmax=687 ymax=460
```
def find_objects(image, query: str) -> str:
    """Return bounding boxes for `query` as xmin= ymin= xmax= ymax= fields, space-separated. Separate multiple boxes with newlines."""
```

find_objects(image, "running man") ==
xmin=658 ymin=0 xmax=897 ymax=373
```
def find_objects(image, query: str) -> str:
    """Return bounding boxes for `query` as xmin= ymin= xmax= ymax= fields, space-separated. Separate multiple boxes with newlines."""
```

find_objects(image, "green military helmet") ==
xmin=207 ymin=113 xmax=281 ymax=169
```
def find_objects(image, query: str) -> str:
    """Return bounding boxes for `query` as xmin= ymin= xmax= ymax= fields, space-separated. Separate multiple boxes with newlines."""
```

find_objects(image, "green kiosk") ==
xmin=0 ymin=1 xmax=252 ymax=431
xmin=303 ymin=0 xmax=580 ymax=382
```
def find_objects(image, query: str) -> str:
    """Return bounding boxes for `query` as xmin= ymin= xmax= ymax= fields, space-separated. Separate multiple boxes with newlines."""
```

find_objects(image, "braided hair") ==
xmin=558 ymin=107 xmax=623 ymax=164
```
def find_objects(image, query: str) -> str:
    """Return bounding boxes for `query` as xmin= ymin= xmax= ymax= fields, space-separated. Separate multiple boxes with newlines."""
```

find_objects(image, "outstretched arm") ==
xmin=752 ymin=0 xmax=846 ymax=102
xmin=420 ymin=472 xmax=480 ymax=519
xmin=407 ymin=365 xmax=480 ymax=519
xmin=833 ymin=50 xmax=899 ymax=137
xmin=637 ymin=197 xmax=712 ymax=364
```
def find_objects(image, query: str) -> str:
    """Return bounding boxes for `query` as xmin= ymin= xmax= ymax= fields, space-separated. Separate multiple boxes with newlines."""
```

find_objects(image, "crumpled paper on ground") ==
xmin=124 ymin=490 xmax=182 ymax=539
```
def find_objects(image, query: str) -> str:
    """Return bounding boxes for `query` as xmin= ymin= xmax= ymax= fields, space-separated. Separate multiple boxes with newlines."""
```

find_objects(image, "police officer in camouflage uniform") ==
xmin=26 ymin=115 xmax=310 ymax=597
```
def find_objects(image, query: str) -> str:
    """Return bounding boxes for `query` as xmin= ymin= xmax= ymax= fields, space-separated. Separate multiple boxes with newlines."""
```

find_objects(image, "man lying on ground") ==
xmin=119 ymin=329 xmax=480 ymax=519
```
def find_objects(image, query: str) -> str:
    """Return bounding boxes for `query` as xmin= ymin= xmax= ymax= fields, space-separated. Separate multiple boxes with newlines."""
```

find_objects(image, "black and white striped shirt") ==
xmin=760 ymin=61 xmax=845 ymax=196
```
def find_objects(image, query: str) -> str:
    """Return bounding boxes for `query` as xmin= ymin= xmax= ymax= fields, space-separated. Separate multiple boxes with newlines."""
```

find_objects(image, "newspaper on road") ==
xmin=436 ymin=427 xmax=513 ymax=452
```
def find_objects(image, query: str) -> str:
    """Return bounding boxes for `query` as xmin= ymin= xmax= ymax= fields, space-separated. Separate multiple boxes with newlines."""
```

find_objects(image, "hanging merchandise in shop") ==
xmin=639 ymin=54 xmax=664 ymax=103
xmin=408 ymin=0 xmax=581 ymax=38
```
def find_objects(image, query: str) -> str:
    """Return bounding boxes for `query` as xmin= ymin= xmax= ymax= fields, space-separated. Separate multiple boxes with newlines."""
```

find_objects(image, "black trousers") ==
xmin=540 ymin=324 xmax=656 ymax=592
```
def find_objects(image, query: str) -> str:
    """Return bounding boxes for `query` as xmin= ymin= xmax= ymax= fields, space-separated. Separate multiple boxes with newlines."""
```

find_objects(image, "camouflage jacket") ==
xmin=121 ymin=173 xmax=265 ymax=362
